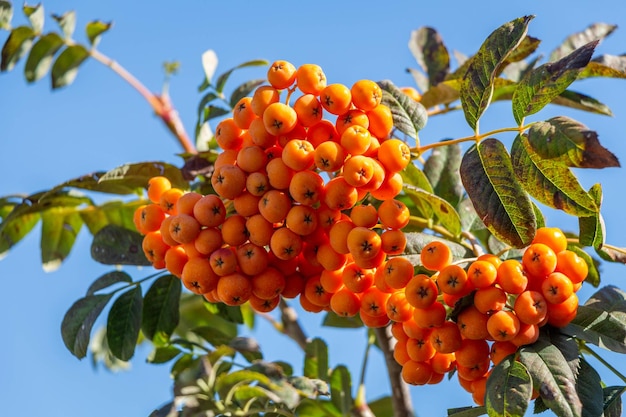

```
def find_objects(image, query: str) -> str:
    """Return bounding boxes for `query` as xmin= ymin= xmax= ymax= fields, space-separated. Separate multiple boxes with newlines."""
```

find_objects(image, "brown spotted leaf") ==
xmin=408 ymin=26 xmax=450 ymax=86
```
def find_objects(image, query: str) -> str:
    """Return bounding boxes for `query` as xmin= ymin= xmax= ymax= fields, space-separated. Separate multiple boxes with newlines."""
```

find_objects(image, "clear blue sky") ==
xmin=2 ymin=1 xmax=626 ymax=416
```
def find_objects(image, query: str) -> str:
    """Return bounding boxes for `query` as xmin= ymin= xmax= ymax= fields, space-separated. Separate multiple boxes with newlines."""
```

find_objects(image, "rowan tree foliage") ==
xmin=3 ymin=2 xmax=626 ymax=416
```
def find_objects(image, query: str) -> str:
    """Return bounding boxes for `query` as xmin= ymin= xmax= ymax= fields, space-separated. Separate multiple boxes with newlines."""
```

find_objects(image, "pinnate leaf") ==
xmin=0 ymin=1 xmax=12 ymax=30
xmin=552 ymin=90 xmax=612 ymax=116
xmin=460 ymin=15 xmax=533 ymax=131
xmin=24 ymin=32 xmax=63 ymax=82
xmin=423 ymin=141 xmax=463 ymax=207
xmin=1 ymin=25 xmax=35 ymax=71
xmin=304 ymin=338 xmax=329 ymax=383
xmin=142 ymin=274 xmax=181 ymax=345
xmin=23 ymin=3 xmax=44 ymax=33
xmin=550 ymin=23 xmax=616 ymax=61
xmin=107 ymin=286 xmax=143 ymax=361
xmin=378 ymin=79 xmax=427 ymax=142
xmin=408 ymin=26 xmax=450 ymax=86
xmin=485 ymin=356 xmax=532 ymax=417
xmin=90 ymin=224 xmax=150 ymax=266
xmin=98 ymin=161 xmax=188 ymax=191
xmin=86 ymin=270 xmax=133 ymax=296
xmin=51 ymin=44 xmax=89 ymax=88
xmin=40 ymin=207 xmax=83 ymax=271
xmin=61 ymin=293 xmax=113 ymax=359
xmin=460 ymin=138 xmax=536 ymax=248
xmin=576 ymin=358 xmax=605 ymax=417
xmin=52 ymin=11 xmax=76 ymax=39
xmin=86 ymin=20 xmax=111 ymax=47
xmin=512 ymin=41 xmax=597 ymax=124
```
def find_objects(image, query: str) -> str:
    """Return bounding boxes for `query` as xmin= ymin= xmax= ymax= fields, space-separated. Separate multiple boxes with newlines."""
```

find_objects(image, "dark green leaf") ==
xmin=229 ymin=78 xmax=265 ymax=108
xmin=423 ymin=141 xmax=463 ymax=207
xmin=402 ymin=184 xmax=462 ymax=238
xmin=86 ymin=271 xmax=132 ymax=296
xmin=214 ymin=59 xmax=268 ymax=94
xmin=147 ymin=345 xmax=181 ymax=364
xmin=519 ymin=335 xmax=582 ymax=417
xmin=142 ymin=274 xmax=181 ymax=345
xmin=90 ymin=224 xmax=150 ymax=266
xmin=563 ymin=285 xmax=626 ymax=353
xmin=512 ymin=41 xmax=598 ymax=125
xmin=205 ymin=302 xmax=244 ymax=324
xmin=202 ymin=104 xmax=231 ymax=122
xmin=1 ymin=25 xmax=35 ymax=71
xmin=23 ymin=3 xmax=44 ymax=33
xmin=49 ymin=171 xmax=143 ymax=195
xmin=460 ymin=16 xmax=533 ymax=131
xmin=511 ymin=134 xmax=598 ymax=216
xmin=322 ymin=311 xmax=363 ymax=328
xmin=578 ymin=184 xmax=605 ymax=250
xmin=408 ymin=26 xmax=450 ymax=86
xmin=603 ymin=386 xmax=625 ymax=417
xmin=526 ymin=117 xmax=619 ymax=169
xmin=107 ymin=286 xmax=143 ymax=361
xmin=378 ymin=79 xmax=427 ymax=141
xmin=330 ymin=365 xmax=352 ymax=415
xmin=550 ymin=23 xmax=616 ymax=62
xmin=552 ymin=90 xmax=613 ymax=116
xmin=52 ymin=11 xmax=76 ymax=39
xmin=24 ymin=32 xmax=63 ymax=82
xmin=576 ymin=357 xmax=604 ymax=417
xmin=190 ymin=325 xmax=234 ymax=347
xmin=485 ymin=356 xmax=532 ymax=417
xmin=85 ymin=20 xmax=112 ymax=47
xmin=460 ymin=138 xmax=536 ymax=248
xmin=98 ymin=161 xmax=188 ymax=191
xmin=0 ymin=1 xmax=12 ymax=30
xmin=40 ymin=207 xmax=83 ymax=271
xmin=196 ymin=91 xmax=220 ymax=122
xmin=80 ymin=200 xmax=143 ymax=235
xmin=61 ymin=293 xmax=113 ymax=359
xmin=447 ymin=406 xmax=487 ymax=417
xmin=304 ymin=338 xmax=329 ymax=383
xmin=368 ymin=396 xmax=394 ymax=417
xmin=51 ymin=44 xmax=89 ymax=89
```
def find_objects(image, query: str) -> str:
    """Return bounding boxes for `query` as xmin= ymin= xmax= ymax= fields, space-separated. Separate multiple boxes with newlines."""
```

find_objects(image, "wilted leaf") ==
xmin=460 ymin=138 xmax=536 ymax=248
xmin=61 ymin=293 xmax=113 ymax=359
xmin=142 ymin=274 xmax=181 ymax=345
xmin=486 ymin=356 xmax=532 ymax=417
xmin=107 ymin=286 xmax=143 ymax=361
xmin=85 ymin=20 xmax=112 ymax=47
xmin=408 ymin=26 xmax=450 ymax=86
xmin=512 ymin=41 xmax=598 ymax=124
xmin=501 ymin=35 xmax=541 ymax=69
xmin=51 ymin=44 xmax=89 ymax=88
xmin=86 ymin=270 xmax=133 ymax=296
xmin=378 ymin=79 xmax=427 ymax=141
xmin=1 ymin=25 xmax=35 ymax=71
xmin=90 ymin=224 xmax=150 ymax=266
xmin=603 ymin=386 xmax=625 ymax=417
xmin=40 ymin=207 xmax=83 ymax=271
xmin=24 ymin=32 xmax=63 ymax=82
xmin=460 ymin=15 xmax=533 ymax=131
xmin=550 ymin=23 xmax=616 ymax=61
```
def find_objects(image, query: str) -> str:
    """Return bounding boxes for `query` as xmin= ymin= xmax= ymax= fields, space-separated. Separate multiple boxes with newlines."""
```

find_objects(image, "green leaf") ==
xmin=229 ymin=78 xmax=266 ymax=108
xmin=51 ymin=44 xmax=89 ymax=88
xmin=191 ymin=325 xmax=235 ymax=347
xmin=447 ymin=406 xmax=487 ymax=417
xmin=460 ymin=15 xmax=533 ymax=131
xmin=90 ymin=224 xmax=150 ymax=266
xmin=98 ymin=161 xmax=188 ymax=191
xmin=550 ymin=23 xmax=616 ymax=62
xmin=80 ymin=200 xmax=143 ymax=235
xmin=86 ymin=270 xmax=133 ymax=296
xmin=0 ymin=205 xmax=40 ymax=260
xmin=460 ymin=138 xmax=536 ymax=248
xmin=578 ymin=184 xmax=605 ymax=250
xmin=0 ymin=1 xmax=12 ymax=30
xmin=215 ymin=369 xmax=271 ymax=398
xmin=296 ymin=399 xmax=342 ymax=417
xmin=198 ymin=49 xmax=218 ymax=90
xmin=1 ymin=25 xmax=35 ymax=71
xmin=511 ymin=133 xmax=598 ymax=216
xmin=378 ymin=79 xmax=427 ymax=141
xmin=603 ymin=386 xmax=625 ymax=417
xmin=526 ymin=117 xmax=619 ymax=169
xmin=579 ymin=60 xmax=626 ymax=80
xmin=576 ymin=358 xmax=604 ymax=417
xmin=142 ymin=274 xmax=181 ymax=345
xmin=202 ymin=104 xmax=231 ymax=122
xmin=61 ymin=293 xmax=113 ymax=359
xmin=147 ymin=345 xmax=181 ymax=364
xmin=107 ymin=286 xmax=143 ymax=361
xmin=408 ymin=26 xmax=450 ymax=86
xmin=402 ymin=184 xmax=462 ymax=238
xmin=330 ymin=365 xmax=352 ymax=415
xmin=85 ymin=20 xmax=112 ymax=47
xmin=512 ymin=41 xmax=598 ymax=125
xmin=485 ymin=356 xmax=532 ymax=417
xmin=215 ymin=59 xmax=269 ymax=95
xmin=567 ymin=245 xmax=600 ymax=287
xmin=501 ymin=35 xmax=541 ymax=69
xmin=24 ymin=32 xmax=64 ymax=82
xmin=368 ymin=396 xmax=394 ymax=417
xmin=49 ymin=171 xmax=143 ymax=195
xmin=229 ymin=336 xmax=262 ymax=362
xmin=419 ymin=79 xmax=460 ymax=109
xmin=519 ymin=335 xmax=582 ymax=417
xmin=23 ymin=3 xmax=44 ymax=33
xmin=40 ymin=207 xmax=83 ymax=271
xmin=304 ymin=338 xmax=329 ymax=383
xmin=400 ymin=163 xmax=434 ymax=219
xmin=322 ymin=311 xmax=363 ymax=328
xmin=423 ymin=141 xmax=464 ymax=207
xmin=552 ymin=90 xmax=613 ymax=116
xmin=52 ymin=11 xmax=76 ymax=39
xmin=563 ymin=285 xmax=626 ymax=353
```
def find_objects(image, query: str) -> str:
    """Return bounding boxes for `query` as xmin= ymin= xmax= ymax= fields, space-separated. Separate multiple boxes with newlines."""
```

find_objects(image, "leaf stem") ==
xmin=581 ymin=344 xmax=626 ymax=384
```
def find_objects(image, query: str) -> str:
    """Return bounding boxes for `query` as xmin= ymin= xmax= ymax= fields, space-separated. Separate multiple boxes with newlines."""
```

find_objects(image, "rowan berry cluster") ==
xmin=134 ymin=60 xmax=413 ymax=315
xmin=392 ymin=227 xmax=588 ymax=406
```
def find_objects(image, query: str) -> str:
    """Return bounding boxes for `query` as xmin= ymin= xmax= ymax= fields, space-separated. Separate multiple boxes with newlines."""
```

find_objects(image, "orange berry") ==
xmin=209 ymin=247 xmax=238 ymax=277
xmin=211 ymin=165 xmax=246 ymax=200
xmin=142 ymin=231 xmax=170 ymax=264
xmin=270 ymin=226 xmax=303 ymax=261
xmin=401 ymin=360 xmax=434 ymax=385
xmin=467 ymin=260 xmax=498 ymax=289
xmin=159 ymin=187 xmax=185 ymax=215
xmin=282 ymin=139 xmax=315 ymax=171
xmin=263 ymin=102 xmax=298 ymax=136
xmin=366 ymin=104 xmax=394 ymax=139
xmin=176 ymin=192 xmax=202 ymax=216
xmin=138 ymin=204 xmax=166 ymax=233
xmin=455 ymin=338 xmax=491 ymax=368
xmin=381 ymin=229 xmax=407 ymax=255
xmin=314 ymin=141 xmax=346 ymax=172
xmin=293 ymin=94 xmax=323 ymax=127
xmin=236 ymin=242 xmax=269 ymax=277
xmin=296 ymin=63 xmax=327 ymax=95
xmin=340 ymin=125 xmax=372 ymax=156
xmin=215 ymin=118 xmax=243 ymax=150
xmin=164 ymin=245 xmax=189 ymax=277
xmin=266 ymin=157 xmax=295 ymax=190
xmin=316 ymin=241 xmax=348 ymax=271
xmin=168 ymin=213 xmax=201 ymax=244
xmin=406 ymin=336 xmax=436 ymax=362
xmin=386 ymin=291 xmax=414 ymax=322
xmin=513 ymin=290 xmax=548 ymax=325
xmin=381 ymin=257 xmax=415 ymax=290
xmin=497 ymin=259 xmax=528 ymax=294
xmin=351 ymin=79 xmax=382 ymax=112
xmin=221 ymin=214 xmax=249 ymax=247
xmin=522 ymin=243 xmax=557 ymax=278
xmin=346 ymin=226 xmax=382 ymax=261
xmin=193 ymin=194 xmax=226 ymax=228
xmin=249 ymin=294 xmax=280 ymax=313
xmin=555 ymin=250 xmax=588 ymax=284
xmin=437 ymin=264 xmax=471 ymax=296
xmin=342 ymin=262 xmax=375 ymax=293
xmin=303 ymin=274 xmax=332 ymax=307
xmin=377 ymin=139 xmax=411 ymax=173
xmin=147 ymin=176 xmax=172 ymax=204
xmin=181 ymin=257 xmax=219 ymax=295
xmin=546 ymin=292 xmax=578 ymax=327
xmin=320 ymin=83 xmax=352 ymax=115
xmin=490 ymin=341 xmax=518 ymax=366
xmin=457 ymin=305 xmax=490 ymax=340
xmin=405 ymin=274 xmax=438 ymax=309
xmin=250 ymin=266 xmax=285 ymax=300
xmin=378 ymin=199 xmax=410 ymax=230
xmin=360 ymin=309 xmax=391 ymax=328
xmin=258 ymin=190 xmax=291 ymax=224
xmin=217 ymin=273 xmax=252 ymax=306
xmin=330 ymin=287 xmax=361 ymax=317
xmin=429 ymin=321 xmax=463 ymax=353
xmin=267 ymin=60 xmax=297 ymax=90
xmin=474 ymin=286 xmax=507 ymax=315
xmin=194 ymin=227 xmax=223 ymax=256
xmin=251 ymin=85 xmax=280 ymax=116
xmin=336 ymin=109 xmax=369 ymax=136
xmin=541 ymin=271 xmax=574 ymax=304
xmin=324 ymin=176 xmax=358 ymax=211
xmin=369 ymin=171 xmax=403 ymax=201
xmin=232 ymin=96 xmax=256 ymax=129
xmin=289 ymin=170 xmax=324 ymax=206
xmin=487 ymin=310 xmax=521 ymax=342
xmin=420 ymin=241 xmax=452 ymax=272
xmin=350 ymin=204 xmax=379 ymax=228
xmin=360 ymin=286 xmax=391 ymax=317
xmin=532 ymin=226 xmax=568 ymax=254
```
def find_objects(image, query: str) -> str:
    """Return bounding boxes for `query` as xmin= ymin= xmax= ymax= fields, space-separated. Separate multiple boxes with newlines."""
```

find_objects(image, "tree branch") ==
xmin=374 ymin=325 xmax=415 ymax=417
xmin=279 ymin=299 xmax=308 ymax=350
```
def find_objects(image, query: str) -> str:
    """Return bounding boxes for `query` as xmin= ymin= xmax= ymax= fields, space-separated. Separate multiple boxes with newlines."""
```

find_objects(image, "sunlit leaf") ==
xmin=485 ymin=356 xmax=532 ymax=417
xmin=378 ymin=79 xmax=427 ymax=141
xmin=90 ymin=224 xmax=150 ymax=266
xmin=51 ymin=44 xmax=89 ymax=89
xmin=586 ymin=54 xmax=626 ymax=77
xmin=578 ymin=184 xmax=605 ymax=249
xmin=86 ymin=270 xmax=133 ymax=296
xmin=460 ymin=15 xmax=533 ymax=131
xmin=296 ymin=399 xmax=342 ymax=417
xmin=80 ymin=200 xmax=143 ymax=235
xmin=24 ymin=32 xmax=63 ymax=82
xmin=423 ymin=141 xmax=463 ymax=207
xmin=512 ymin=41 xmax=597 ymax=125
xmin=147 ymin=345 xmax=181 ymax=364
xmin=40 ymin=207 xmax=83 ymax=271
xmin=552 ymin=90 xmax=612 ymax=116
xmin=408 ymin=26 xmax=450 ymax=86
xmin=1 ymin=25 xmax=35 ymax=71
xmin=52 ymin=11 xmax=76 ymax=39
xmin=107 ymin=286 xmax=143 ymax=361
xmin=61 ymin=293 xmax=113 ymax=359
xmin=23 ymin=3 xmax=44 ymax=33
xmin=85 ymin=20 xmax=112 ymax=47
xmin=519 ymin=335 xmax=582 ymax=417
xmin=198 ymin=49 xmax=218 ymax=90
xmin=511 ymin=134 xmax=598 ymax=216
xmin=460 ymin=138 xmax=536 ymax=248
xmin=368 ymin=396 xmax=394 ymax=417
xmin=0 ymin=206 xmax=40 ymax=259
xmin=98 ymin=161 xmax=188 ymax=191
xmin=0 ymin=1 xmax=12 ymax=30
xmin=403 ymin=184 xmax=462 ymax=238
xmin=304 ymin=338 xmax=329 ymax=383
xmin=419 ymin=79 xmax=460 ymax=109
xmin=142 ymin=274 xmax=181 ymax=345
xmin=550 ymin=23 xmax=616 ymax=61
xmin=501 ymin=35 xmax=541 ymax=69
